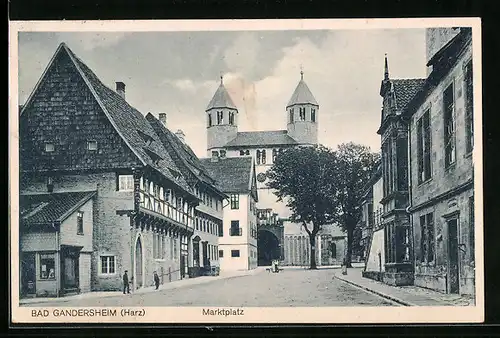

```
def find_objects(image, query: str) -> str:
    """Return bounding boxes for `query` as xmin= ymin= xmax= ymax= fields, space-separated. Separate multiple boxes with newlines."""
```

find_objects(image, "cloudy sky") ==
xmin=18 ymin=29 xmax=427 ymax=157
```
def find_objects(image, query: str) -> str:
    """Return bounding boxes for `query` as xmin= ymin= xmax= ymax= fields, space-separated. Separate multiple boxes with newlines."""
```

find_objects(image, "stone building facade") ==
xmin=405 ymin=28 xmax=475 ymax=295
xmin=377 ymin=56 xmax=425 ymax=286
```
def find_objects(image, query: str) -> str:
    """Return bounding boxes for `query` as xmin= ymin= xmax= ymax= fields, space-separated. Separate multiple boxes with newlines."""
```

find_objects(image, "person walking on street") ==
xmin=153 ymin=271 xmax=160 ymax=290
xmin=123 ymin=270 xmax=130 ymax=294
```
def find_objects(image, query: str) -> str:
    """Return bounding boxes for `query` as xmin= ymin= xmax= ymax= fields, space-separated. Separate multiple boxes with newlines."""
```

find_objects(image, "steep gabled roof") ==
xmin=206 ymin=80 xmax=237 ymax=111
xmin=20 ymin=191 xmax=96 ymax=227
xmin=391 ymin=79 xmax=426 ymax=114
xmin=200 ymin=157 xmax=253 ymax=194
xmin=146 ymin=113 xmax=227 ymax=199
xmin=21 ymin=43 xmax=195 ymax=197
xmin=224 ymin=130 xmax=298 ymax=148
xmin=286 ymin=76 xmax=318 ymax=108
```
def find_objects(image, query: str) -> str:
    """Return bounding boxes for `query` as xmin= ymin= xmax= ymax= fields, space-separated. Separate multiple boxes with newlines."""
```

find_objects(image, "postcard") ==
xmin=9 ymin=18 xmax=483 ymax=324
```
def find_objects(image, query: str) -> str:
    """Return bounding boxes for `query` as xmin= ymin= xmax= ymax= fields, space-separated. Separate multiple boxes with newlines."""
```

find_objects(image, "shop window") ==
xmin=39 ymin=253 xmax=56 ymax=280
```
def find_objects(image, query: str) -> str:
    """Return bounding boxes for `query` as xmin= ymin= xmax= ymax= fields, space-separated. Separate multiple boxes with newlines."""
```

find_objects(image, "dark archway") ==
xmin=257 ymin=230 xmax=280 ymax=266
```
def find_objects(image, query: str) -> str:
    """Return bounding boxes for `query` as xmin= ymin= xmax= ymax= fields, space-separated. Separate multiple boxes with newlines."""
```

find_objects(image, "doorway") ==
xmin=447 ymin=218 xmax=460 ymax=294
xmin=257 ymin=230 xmax=280 ymax=266
xmin=135 ymin=236 xmax=143 ymax=289
xmin=60 ymin=246 xmax=81 ymax=294
xmin=21 ymin=252 xmax=36 ymax=297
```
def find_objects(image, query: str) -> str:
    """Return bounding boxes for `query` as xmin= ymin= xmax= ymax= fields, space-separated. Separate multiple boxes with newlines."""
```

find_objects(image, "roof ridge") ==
xmin=61 ymin=44 xmax=147 ymax=166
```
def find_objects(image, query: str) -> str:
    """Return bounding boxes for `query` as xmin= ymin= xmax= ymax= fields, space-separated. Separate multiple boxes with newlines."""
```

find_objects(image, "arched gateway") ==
xmin=257 ymin=224 xmax=284 ymax=266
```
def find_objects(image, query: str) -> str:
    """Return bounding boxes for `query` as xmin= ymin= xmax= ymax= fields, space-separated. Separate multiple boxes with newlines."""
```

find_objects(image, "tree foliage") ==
xmin=267 ymin=142 xmax=379 ymax=269
xmin=332 ymin=142 xmax=380 ymax=267
xmin=267 ymin=145 xmax=337 ymax=269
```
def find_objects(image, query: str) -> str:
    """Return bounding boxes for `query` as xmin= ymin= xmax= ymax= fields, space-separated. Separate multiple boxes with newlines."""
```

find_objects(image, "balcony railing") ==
xmin=230 ymin=228 xmax=242 ymax=236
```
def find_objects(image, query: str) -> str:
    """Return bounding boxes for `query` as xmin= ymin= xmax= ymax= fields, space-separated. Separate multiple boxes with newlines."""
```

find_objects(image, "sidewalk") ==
xmin=333 ymin=268 xmax=475 ymax=306
xmin=20 ymin=267 xmax=266 ymax=305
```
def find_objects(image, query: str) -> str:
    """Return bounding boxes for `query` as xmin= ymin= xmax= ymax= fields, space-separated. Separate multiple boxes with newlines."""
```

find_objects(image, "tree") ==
xmin=332 ymin=142 xmax=379 ymax=268
xmin=267 ymin=145 xmax=337 ymax=269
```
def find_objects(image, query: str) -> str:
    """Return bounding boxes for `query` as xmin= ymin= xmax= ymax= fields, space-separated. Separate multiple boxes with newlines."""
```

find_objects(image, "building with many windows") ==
xmin=405 ymin=28 xmax=474 ymax=295
xmin=146 ymin=113 xmax=226 ymax=278
xmin=363 ymin=27 xmax=476 ymax=296
xmin=201 ymin=155 xmax=259 ymax=271
xmin=18 ymin=43 xmax=224 ymax=297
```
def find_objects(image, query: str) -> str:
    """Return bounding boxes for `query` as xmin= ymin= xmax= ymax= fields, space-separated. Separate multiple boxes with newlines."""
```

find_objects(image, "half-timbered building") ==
xmin=18 ymin=42 xmax=217 ymax=296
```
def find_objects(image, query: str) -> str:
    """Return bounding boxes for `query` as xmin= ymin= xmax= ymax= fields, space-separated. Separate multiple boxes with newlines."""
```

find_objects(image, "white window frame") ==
xmin=118 ymin=175 xmax=134 ymax=192
xmin=45 ymin=142 xmax=55 ymax=152
xmin=87 ymin=140 xmax=98 ymax=151
xmin=99 ymin=255 xmax=117 ymax=276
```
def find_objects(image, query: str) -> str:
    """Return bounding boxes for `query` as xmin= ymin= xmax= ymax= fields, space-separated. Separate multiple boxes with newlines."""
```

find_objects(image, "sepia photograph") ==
xmin=9 ymin=19 xmax=483 ymax=323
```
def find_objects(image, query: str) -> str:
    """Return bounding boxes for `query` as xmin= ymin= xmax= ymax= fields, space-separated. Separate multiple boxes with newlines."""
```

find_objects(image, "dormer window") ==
xmin=217 ymin=111 xmax=224 ymax=124
xmin=137 ymin=130 xmax=154 ymax=146
xmin=299 ymin=107 xmax=306 ymax=121
xmin=87 ymin=140 xmax=98 ymax=151
xmin=45 ymin=142 xmax=55 ymax=152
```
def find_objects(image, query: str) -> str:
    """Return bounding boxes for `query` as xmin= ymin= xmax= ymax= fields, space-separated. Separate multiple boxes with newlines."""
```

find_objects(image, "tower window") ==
xmin=208 ymin=113 xmax=213 ymax=127
xmin=257 ymin=149 xmax=266 ymax=164
xmin=217 ymin=111 xmax=224 ymax=125
xmin=299 ymin=107 xmax=306 ymax=121
xmin=311 ymin=108 xmax=316 ymax=122
xmin=229 ymin=111 xmax=235 ymax=125
xmin=289 ymin=108 xmax=294 ymax=123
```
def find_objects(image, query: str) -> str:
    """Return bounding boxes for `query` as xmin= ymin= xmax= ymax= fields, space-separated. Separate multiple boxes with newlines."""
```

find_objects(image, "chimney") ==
xmin=211 ymin=151 xmax=219 ymax=162
xmin=159 ymin=113 xmax=167 ymax=126
xmin=175 ymin=129 xmax=186 ymax=143
xmin=116 ymin=82 xmax=126 ymax=100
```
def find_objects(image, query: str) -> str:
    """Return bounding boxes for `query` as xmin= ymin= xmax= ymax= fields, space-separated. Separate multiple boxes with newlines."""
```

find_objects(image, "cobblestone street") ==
xmin=25 ymin=268 xmax=395 ymax=307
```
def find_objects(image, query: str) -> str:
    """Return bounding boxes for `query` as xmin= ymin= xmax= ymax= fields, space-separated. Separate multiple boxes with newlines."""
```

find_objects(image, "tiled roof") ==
xmin=60 ymin=44 xmax=194 ymax=196
xmin=391 ymin=79 xmax=426 ymax=113
xmin=206 ymin=82 xmax=237 ymax=111
xmin=146 ymin=113 xmax=226 ymax=197
xmin=287 ymin=78 xmax=318 ymax=108
xmin=20 ymin=191 xmax=96 ymax=227
xmin=224 ymin=130 xmax=298 ymax=147
xmin=200 ymin=157 xmax=253 ymax=193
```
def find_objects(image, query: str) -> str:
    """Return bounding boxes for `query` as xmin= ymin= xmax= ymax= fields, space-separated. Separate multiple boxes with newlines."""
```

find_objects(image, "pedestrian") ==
xmin=341 ymin=258 xmax=348 ymax=275
xmin=153 ymin=271 xmax=160 ymax=290
xmin=123 ymin=270 xmax=130 ymax=294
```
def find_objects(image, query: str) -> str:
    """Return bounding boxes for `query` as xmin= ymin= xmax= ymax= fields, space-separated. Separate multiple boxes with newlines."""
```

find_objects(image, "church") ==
xmin=204 ymin=71 xmax=346 ymax=267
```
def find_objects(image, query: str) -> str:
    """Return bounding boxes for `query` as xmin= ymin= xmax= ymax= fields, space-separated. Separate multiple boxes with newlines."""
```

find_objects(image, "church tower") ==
xmin=286 ymin=71 xmax=319 ymax=145
xmin=206 ymin=76 xmax=239 ymax=155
